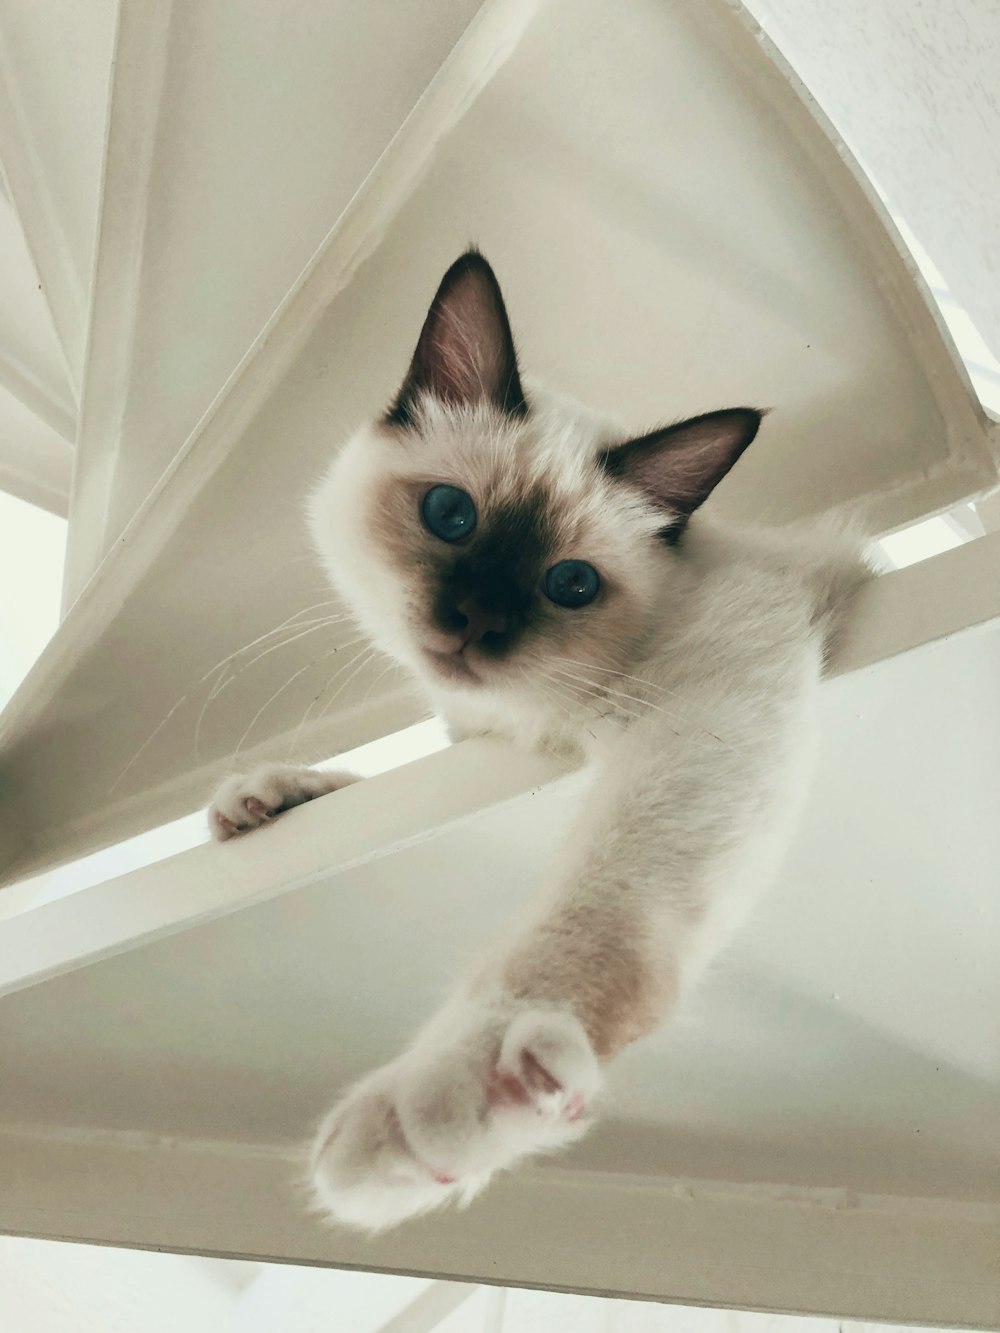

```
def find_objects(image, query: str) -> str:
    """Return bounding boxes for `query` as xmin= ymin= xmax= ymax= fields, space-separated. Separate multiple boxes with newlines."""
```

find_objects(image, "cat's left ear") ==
xmin=385 ymin=250 xmax=526 ymax=428
xmin=600 ymin=408 xmax=762 ymax=530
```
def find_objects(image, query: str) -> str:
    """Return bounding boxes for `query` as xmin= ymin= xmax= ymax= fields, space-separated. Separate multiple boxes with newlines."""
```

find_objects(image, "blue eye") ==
xmin=421 ymin=485 xmax=477 ymax=542
xmin=544 ymin=560 xmax=600 ymax=608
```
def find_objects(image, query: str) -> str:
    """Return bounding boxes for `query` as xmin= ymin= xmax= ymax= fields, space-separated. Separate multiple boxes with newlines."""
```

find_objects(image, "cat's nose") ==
xmin=455 ymin=599 xmax=510 ymax=647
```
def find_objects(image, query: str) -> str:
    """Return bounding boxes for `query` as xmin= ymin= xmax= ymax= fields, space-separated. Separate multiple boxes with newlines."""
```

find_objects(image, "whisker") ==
xmin=107 ymin=692 xmax=194 ymax=795
xmin=552 ymin=656 xmax=738 ymax=739
xmin=539 ymin=660 xmax=683 ymax=735
xmin=552 ymin=667 xmax=723 ymax=745
xmin=108 ymin=603 xmax=353 ymax=793
xmin=193 ymin=617 xmax=358 ymax=763
xmin=203 ymin=616 xmax=354 ymax=704
xmin=550 ymin=660 xmax=735 ymax=750
xmin=358 ymin=655 xmax=400 ymax=710
xmin=284 ymin=641 xmax=389 ymax=759
xmin=197 ymin=601 xmax=351 ymax=698
xmin=516 ymin=668 xmax=577 ymax=753
xmin=526 ymin=661 xmax=630 ymax=735
xmin=554 ymin=680 xmax=642 ymax=731
xmin=232 ymin=640 xmax=368 ymax=757
xmin=265 ymin=644 xmax=382 ymax=760
xmin=312 ymin=647 xmax=381 ymax=726
xmin=550 ymin=663 xmax=675 ymax=719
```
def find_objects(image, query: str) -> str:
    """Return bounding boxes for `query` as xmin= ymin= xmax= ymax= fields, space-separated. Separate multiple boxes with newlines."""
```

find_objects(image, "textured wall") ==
xmin=747 ymin=0 xmax=1000 ymax=363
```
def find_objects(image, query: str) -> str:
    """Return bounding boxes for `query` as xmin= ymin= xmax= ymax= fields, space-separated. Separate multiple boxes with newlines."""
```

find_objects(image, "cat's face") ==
xmin=311 ymin=252 xmax=760 ymax=703
xmin=313 ymin=400 xmax=667 ymax=695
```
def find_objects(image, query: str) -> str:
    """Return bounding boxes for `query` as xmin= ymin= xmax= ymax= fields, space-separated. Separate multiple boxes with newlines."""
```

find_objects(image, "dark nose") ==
xmin=454 ymin=598 xmax=510 ymax=648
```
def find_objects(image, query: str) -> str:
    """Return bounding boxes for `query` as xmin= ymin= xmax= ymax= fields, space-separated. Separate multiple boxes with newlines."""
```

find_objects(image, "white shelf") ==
xmin=61 ymin=0 xmax=507 ymax=600
xmin=0 ymin=598 xmax=997 ymax=1323
xmin=2 ymin=1127 xmax=995 ymax=1327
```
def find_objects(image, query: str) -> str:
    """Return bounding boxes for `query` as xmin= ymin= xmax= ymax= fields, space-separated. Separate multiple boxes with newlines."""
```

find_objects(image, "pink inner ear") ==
xmin=601 ymin=407 xmax=762 ymax=516
xmin=386 ymin=251 xmax=526 ymax=427
xmin=428 ymin=280 xmax=511 ymax=408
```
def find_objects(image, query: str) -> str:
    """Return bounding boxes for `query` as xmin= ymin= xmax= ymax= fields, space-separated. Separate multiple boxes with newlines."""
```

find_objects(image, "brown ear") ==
xmin=600 ymin=408 xmax=762 ymax=533
xmin=385 ymin=250 xmax=526 ymax=428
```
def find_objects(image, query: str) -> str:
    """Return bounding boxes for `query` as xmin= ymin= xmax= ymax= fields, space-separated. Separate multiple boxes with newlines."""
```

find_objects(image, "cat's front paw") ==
xmin=309 ymin=1007 xmax=600 ymax=1231
xmin=208 ymin=763 xmax=359 ymax=840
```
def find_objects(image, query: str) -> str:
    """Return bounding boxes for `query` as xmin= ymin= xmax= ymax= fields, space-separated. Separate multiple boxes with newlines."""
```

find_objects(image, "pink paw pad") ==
xmin=485 ymin=1061 xmax=586 ymax=1122
xmin=485 ymin=1068 xmax=533 ymax=1109
xmin=565 ymin=1091 xmax=586 ymax=1122
xmin=215 ymin=814 xmax=240 ymax=839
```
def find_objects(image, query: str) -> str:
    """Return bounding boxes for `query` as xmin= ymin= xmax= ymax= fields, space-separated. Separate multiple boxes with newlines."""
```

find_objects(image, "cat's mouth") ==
xmin=422 ymin=647 xmax=482 ymax=685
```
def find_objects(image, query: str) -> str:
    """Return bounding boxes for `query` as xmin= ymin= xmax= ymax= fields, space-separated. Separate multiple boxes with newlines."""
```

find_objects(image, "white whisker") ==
xmin=233 ymin=638 xmax=368 ymax=757
xmin=550 ymin=659 xmax=736 ymax=750
xmin=193 ymin=616 xmax=358 ymax=763
xmin=552 ymin=655 xmax=737 ymax=736
xmin=311 ymin=647 xmax=382 ymax=728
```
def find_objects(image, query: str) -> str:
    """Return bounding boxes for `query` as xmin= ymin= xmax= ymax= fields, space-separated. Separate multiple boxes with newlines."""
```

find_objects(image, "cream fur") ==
xmin=212 ymin=370 xmax=871 ymax=1231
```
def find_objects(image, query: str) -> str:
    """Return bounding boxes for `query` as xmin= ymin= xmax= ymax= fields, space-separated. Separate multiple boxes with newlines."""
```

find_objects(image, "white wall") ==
xmin=0 ymin=1238 xmax=970 ymax=1333
xmin=0 ymin=1236 xmax=234 ymax=1333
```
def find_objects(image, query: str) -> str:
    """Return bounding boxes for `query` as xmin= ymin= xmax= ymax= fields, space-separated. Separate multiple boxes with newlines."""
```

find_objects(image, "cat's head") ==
xmin=310 ymin=251 xmax=760 ymax=700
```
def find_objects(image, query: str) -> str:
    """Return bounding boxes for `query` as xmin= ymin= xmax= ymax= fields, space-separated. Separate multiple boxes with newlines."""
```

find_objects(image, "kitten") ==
xmin=210 ymin=251 xmax=871 ymax=1230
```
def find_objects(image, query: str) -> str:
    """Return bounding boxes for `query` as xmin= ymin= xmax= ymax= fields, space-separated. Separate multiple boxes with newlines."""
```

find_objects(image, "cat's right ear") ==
xmin=600 ymin=407 xmax=762 ymax=536
xmin=385 ymin=251 xmax=527 ymax=428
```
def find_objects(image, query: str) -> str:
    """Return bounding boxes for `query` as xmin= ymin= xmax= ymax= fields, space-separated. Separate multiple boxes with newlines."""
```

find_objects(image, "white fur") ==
xmin=309 ymin=1003 xmax=598 ymax=1232
xmin=208 ymin=763 xmax=359 ymax=840
xmin=217 ymin=378 xmax=871 ymax=1231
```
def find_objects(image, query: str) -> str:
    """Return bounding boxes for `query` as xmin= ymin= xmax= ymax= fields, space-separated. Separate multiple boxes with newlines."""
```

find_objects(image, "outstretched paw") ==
xmin=309 ymin=1007 xmax=600 ymax=1231
xmin=209 ymin=762 xmax=359 ymax=840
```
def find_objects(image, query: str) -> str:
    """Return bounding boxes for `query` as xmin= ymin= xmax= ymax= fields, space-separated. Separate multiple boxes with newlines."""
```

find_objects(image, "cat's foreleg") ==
xmin=208 ymin=762 xmax=361 ymax=839
xmin=306 ymin=883 xmax=670 ymax=1233
xmin=307 ymin=718 xmax=759 ymax=1230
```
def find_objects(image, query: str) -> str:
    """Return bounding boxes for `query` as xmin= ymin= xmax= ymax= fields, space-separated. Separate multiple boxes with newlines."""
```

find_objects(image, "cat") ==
xmin=209 ymin=250 xmax=872 ymax=1231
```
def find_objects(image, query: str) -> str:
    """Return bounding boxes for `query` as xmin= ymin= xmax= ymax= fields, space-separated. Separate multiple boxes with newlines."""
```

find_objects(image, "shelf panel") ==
xmin=62 ymin=0 xmax=495 ymax=600
xmin=0 ymin=1127 xmax=995 ymax=1326
xmin=0 ymin=544 xmax=997 ymax=1326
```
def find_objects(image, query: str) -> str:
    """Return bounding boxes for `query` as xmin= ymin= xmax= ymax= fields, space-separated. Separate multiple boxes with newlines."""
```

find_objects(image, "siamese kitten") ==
xmin=210 ymin=251 xmax=870 ymax=1230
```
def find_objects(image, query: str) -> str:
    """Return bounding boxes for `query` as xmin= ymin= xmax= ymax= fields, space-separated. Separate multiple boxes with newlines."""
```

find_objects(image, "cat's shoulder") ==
xmin=747 ymin=512 xmax=877 ymax=654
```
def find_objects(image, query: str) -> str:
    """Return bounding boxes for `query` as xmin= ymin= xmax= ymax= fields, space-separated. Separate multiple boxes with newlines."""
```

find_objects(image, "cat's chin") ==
xmin=422 ymin=648 xmax=484 ymax=687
